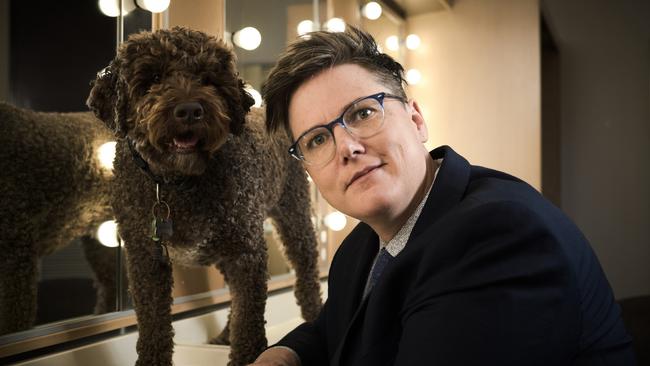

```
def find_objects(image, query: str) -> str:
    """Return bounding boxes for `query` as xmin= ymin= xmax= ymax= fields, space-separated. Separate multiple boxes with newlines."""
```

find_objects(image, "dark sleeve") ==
xmin=394 ymin=200 xmax=582 ymax=366
xmin=274 ymin=299 xmax=329 ymax=366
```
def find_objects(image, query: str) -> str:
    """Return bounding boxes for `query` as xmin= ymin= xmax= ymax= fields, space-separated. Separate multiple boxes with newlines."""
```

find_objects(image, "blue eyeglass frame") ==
xmin=288 ymin=91 xmax=406 ymax=163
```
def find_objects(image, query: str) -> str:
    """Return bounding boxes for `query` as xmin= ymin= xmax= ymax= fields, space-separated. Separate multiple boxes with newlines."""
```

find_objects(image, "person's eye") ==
xmin=348 ymin=106 xmax=377 ymax=124
xmin=305 ymin=132 xmax=330 ymax=150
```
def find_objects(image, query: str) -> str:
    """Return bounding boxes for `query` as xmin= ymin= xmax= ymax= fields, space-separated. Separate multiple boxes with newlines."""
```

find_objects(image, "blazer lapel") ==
xmin=409 ymin=145 xmax=471 ymax=241
xmin=330 ymin=225 xmax=378 ymax=365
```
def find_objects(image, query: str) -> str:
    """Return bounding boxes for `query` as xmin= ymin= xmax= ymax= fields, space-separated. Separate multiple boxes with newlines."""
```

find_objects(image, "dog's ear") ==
xmin=227 ymin=77 xmax=255 ymax=136
xmin=87 ymin=63 xmax=129 ymax=138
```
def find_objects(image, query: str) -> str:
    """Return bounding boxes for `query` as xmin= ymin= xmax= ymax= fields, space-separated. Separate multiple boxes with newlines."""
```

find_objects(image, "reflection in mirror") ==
xmin=0 ymin=0 xmax=115 ymax=338
xmin=0 ymin=0 xmax=149 ymax=344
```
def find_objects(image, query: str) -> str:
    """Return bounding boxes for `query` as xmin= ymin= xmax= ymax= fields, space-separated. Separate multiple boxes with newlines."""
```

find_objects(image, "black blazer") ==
xmin=277 ymin=146 xmax=635 ymax=366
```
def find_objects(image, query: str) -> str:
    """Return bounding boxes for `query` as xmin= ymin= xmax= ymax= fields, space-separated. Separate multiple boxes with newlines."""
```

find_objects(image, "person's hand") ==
xmin=247 ymin=347 xmax=301 ymax=366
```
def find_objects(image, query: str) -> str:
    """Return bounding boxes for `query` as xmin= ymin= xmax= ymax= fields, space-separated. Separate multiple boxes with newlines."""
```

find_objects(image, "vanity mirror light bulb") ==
xmin=324 ymin=211 xmax=347 ymax=232
xmin=362 ymin=2 xmax=383 ymax=20
xmin=98 ymin=0 xmax=134 ymax=17
xmin=297 ymin=20 xmax=315 ymax=36
xmin=136 ymin=0 xmax=170 ymax=13
xmin=97 ymin=141 xmax=117 ymax=171
xmin=233 ymin=27 xmax=262 ymax=51
xmin=406 ymin=68 xmax=422 ymax=85
xmin=325 ymin=18 xmax=346 ymax=33
xmin=385 ymin=35 xmax=399 ymax=52
xmin=405 ymin=34 xmax=421 ymax=50
xmin=97 ymin=220 xmax=120 ymax=248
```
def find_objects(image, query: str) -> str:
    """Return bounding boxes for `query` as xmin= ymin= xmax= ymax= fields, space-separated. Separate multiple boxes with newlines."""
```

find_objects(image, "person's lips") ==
xmin=346 ymin=164 xmax=384 ymax=189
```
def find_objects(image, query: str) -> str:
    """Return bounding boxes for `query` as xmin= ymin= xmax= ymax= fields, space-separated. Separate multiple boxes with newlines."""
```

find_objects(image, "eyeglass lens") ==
xmin=298 ymin=96 xmax=385 ymax=165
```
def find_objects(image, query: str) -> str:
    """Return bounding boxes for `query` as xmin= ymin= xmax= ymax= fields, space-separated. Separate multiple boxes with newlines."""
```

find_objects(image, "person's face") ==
xmin=288 ymin=64 xmax=430 ymax=227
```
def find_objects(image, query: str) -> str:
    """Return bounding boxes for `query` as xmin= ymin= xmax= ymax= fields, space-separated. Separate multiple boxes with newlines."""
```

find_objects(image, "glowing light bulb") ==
xmin=98 ymin=0 xmax=134 ymax=17
xmin=233 ymin=27 xmax=262 ymax=51
xmin=406 ymin=34 xmax=421 ymax=50
xmin=324 ymin=211 xmax=347 ymax=231
xmin=97 ymin=220 xmax=119 ymax=248
xmin=325 ymin=18 xmax=346 ymax=32
xmin=297 ymin=20 xmax=314 ymax=36
xmin=385 ymin=35 xmax=399 ymax=51
xmin=136 ymin=0 xmax=170 ymax=13
xmin=97 ymin=141 xmax=117 ymax=171
xmin=362 ymin=2 xmax=383 ymax=20
xmin=406 ymin=69 xmax=422 ymax=85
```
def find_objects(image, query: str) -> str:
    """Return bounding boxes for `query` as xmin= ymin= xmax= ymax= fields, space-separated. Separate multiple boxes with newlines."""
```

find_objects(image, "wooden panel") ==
xmin=167 ymin=0 xmax=225 ymax=37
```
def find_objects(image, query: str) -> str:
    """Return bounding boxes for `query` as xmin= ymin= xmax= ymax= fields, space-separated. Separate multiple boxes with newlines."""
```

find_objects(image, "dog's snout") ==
xmin=174 ymin=102 xmax=204 ymax=124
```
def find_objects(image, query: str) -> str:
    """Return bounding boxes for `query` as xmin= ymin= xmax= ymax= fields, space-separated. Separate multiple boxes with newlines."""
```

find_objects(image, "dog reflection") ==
xmin=0 ymin=103 xmax=116 ymax=334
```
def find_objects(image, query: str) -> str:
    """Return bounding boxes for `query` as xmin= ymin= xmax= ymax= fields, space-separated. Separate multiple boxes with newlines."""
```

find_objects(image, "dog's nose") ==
xmin=174 ymin=102 xmax=204 ymax=124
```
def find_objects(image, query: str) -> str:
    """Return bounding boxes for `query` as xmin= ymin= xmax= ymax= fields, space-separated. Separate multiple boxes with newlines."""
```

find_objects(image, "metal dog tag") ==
xmin=152 ymin=217 xmax=173 ymax=242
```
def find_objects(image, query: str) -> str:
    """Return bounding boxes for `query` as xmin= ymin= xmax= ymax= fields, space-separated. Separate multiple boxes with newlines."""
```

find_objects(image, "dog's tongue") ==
xmin=173 ymin=135 xmax=199 ymax=149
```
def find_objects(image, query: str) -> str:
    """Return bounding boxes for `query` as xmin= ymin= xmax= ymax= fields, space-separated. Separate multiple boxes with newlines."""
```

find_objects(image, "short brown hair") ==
xmin=262 ymin=26 xmax=407 ymax=136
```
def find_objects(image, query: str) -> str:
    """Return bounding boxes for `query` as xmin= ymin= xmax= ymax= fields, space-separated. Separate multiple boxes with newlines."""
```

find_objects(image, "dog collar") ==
xmin=126 ymin=138 xmax=197 ymax=192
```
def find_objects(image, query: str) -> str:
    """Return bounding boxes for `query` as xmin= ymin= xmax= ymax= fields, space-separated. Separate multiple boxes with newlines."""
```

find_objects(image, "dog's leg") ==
xmin=210 ymin=269 xmax=231 ymax=345
xmin=0 ymin=243 xmax=39 ymax=335
xmin=124 ymin=240 xmax=175 ymax=366
xmin=81 ymin=235 xmax=117 ymax=314
xmin=270 ymin=166 xmax=322 ymax=322
xmin=218 ymin=243 xmax=269 ymax=366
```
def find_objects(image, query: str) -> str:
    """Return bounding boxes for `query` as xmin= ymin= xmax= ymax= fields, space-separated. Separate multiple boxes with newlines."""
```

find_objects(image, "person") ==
xmin=250 ymin=27 xmax=636 ymax=366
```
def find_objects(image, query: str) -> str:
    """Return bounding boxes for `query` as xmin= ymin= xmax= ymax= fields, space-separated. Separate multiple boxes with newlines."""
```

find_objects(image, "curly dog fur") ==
xmin=87 ymin=27 xmax=322 ymax=366
xmin=0 ymin=103 xmax=116 ymax=334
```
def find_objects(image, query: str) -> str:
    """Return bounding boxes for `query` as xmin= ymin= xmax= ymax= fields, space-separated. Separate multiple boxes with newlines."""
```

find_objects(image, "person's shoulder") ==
xmin=329 ymin=221 xmax=375 ymax=262
xmin=458 ymin=165 xmax=563 ymax=219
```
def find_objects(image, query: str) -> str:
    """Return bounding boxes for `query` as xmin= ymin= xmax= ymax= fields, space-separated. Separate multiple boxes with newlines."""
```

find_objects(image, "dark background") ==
xmin=9 ymin=0 xmax=150 ymax=112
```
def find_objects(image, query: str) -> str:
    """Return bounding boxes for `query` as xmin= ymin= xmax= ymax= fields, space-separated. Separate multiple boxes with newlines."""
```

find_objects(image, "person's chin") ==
xmin=346 ymin=190 xmax=393 ymax=219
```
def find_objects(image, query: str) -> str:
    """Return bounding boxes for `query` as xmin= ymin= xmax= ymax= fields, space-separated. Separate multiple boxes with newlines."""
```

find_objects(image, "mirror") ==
xmin=0 ymin=0 xmax=149 ymax=348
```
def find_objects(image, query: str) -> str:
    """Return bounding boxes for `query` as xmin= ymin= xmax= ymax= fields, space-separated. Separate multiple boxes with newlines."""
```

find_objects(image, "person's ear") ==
xmin=408 ymin=99 xmax=428 ymax=143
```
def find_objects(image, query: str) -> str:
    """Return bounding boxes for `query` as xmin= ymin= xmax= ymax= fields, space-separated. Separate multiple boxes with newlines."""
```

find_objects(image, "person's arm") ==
xmin=250 ymin=299 xmax=330 ymax=366
xmin=393 ymin=200 xmax=580 ymax=365
xmin=248 ymin=346 xmax=301 ymax=366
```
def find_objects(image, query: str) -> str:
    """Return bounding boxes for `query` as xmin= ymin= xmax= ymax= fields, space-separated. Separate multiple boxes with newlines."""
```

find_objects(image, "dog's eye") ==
xmin=152 ymin=73 xmax=161 ymax=83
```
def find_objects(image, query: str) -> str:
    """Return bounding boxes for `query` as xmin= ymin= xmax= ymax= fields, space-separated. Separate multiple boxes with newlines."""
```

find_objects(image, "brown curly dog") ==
xmin=87 ymin=27 xmax=322 ymax=366
xmin=0 ymin=102 xmax=116 ymax=335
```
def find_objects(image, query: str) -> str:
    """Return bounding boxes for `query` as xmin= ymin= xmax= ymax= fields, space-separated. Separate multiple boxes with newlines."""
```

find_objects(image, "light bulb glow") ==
xmin=136 ymin=0 xmax=170 ymax=13
xmin=406 ymin=34 xmax=421 ymax=50
xmin=385 ymin=35 xmax=399 ymax=51
xmin=324 ymin=211 xmax=347 ymax=231
xmin=245 ymin=85 xmax=262 ymax=108
xmin=97 ymin=220 xmax=119 ymax=248
xmin=406 ymin=69 xmax=422 ymax=85
xmin=233 ymin=27 xmax=262 ymax=51
xmin=98 ymin=0 xmax=134 ymax=17
xmin=325 ymin=18 xmax=346 ymax=32
xmin=297 ymin=20 xmax=314 ymax=36
xmin=362 ymin=2 xmax=383 ymax=20
xmin=97 ymin=141 xmax=117 ymax=171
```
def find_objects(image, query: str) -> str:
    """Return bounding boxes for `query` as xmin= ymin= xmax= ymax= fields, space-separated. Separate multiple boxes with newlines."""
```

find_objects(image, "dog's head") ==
xmin=87 ymin=27 xmax=254 ymax=176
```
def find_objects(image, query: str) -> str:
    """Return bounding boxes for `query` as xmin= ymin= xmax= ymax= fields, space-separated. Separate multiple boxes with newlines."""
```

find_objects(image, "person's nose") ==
xmin=333 ymin=124 xmax=365 ymax=164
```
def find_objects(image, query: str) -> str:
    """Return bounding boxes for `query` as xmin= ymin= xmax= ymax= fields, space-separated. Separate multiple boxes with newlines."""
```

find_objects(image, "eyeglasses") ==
xmin=289 ymin=92 xmax=406 ymax=167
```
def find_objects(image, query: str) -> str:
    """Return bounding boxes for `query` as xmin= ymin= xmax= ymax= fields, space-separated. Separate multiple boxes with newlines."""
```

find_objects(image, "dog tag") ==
xmin=151 ymin=217 xmax=173 ymax=241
